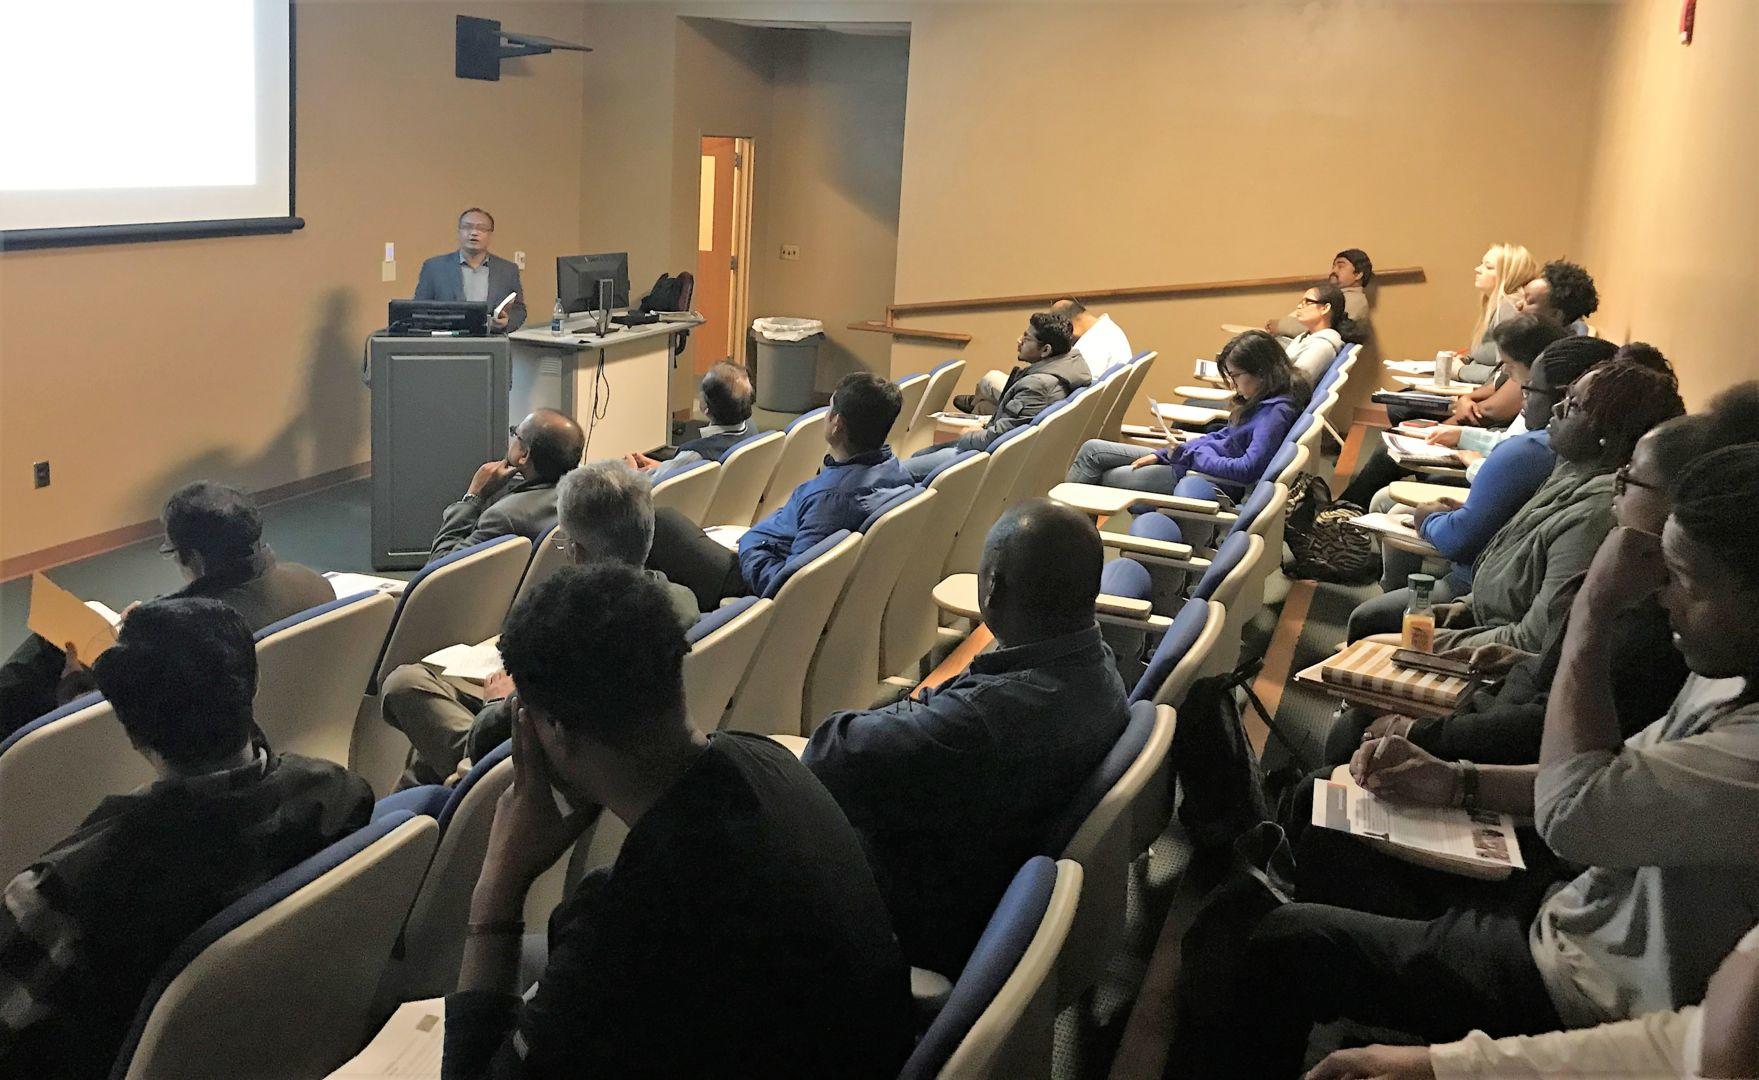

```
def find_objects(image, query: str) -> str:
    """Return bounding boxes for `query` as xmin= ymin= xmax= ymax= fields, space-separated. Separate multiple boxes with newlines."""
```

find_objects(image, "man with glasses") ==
xmin=387 ymin=461 xmax=697 ymax=789
xmin=429 ymin=409 xmax=585 ymax=562
xmin=413 ymin=207 xmax=527 ymax=333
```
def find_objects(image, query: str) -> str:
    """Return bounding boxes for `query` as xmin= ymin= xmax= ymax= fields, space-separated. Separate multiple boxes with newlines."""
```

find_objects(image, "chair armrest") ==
xmin=1049 ymin=482 xmax=1228 ymax=519
xmin=1101 ymin=535 xmax=1212 ymax=573
xmin=935 ymin=573 xmax=1171 ymax=632
xmin=1174 ymin=385 xmax=1234 ymax=402
xmin=930 ymin=412 xmax=986 ymax=428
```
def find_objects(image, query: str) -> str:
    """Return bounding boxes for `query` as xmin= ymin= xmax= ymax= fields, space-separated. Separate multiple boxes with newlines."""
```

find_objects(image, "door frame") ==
xmin=726 ymin=136 xmax=755 ymax=368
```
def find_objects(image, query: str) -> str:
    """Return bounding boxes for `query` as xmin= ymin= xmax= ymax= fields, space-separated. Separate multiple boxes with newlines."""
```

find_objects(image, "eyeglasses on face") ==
xmin=1552 ymin=393 xmax=1585 ymax=420
xmin=1296 ymin=296 xmax=1324 ymax=308
xmin=507 ymin=425 xmax=524 ymax=442
xmin=1613 ymin=465 xmax=1661 ymax=498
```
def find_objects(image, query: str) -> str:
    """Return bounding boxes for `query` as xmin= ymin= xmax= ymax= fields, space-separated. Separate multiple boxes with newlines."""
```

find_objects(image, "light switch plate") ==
xmin=514 ymin=250 xmax=527 ymax=270
xmin=381 ymin=260 xmax=397 ymax=282
xmin=384 ymin=242 xmax=395 ymax=262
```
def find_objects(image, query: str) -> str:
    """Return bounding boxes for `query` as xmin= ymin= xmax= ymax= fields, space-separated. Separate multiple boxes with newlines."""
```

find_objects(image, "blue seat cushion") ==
xmin=1100 ymin=558 xmax=1152 ymax=603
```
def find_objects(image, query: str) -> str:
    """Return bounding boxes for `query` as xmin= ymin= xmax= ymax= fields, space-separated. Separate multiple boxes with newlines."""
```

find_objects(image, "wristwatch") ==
xmin=1455 ymin=759 xmax=1480 ymax=810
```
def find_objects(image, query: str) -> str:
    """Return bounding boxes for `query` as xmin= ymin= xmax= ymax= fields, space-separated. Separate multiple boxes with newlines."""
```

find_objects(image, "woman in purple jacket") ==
xmin=1067 ymin=330 xmax=1306 ymax=498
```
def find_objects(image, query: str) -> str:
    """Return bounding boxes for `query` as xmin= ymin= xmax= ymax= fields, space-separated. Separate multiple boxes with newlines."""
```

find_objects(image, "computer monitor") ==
xmin=387 ymin=299 xmax=490 ymax=336
xmin=557 ymin=252 xmax=630 ymax=315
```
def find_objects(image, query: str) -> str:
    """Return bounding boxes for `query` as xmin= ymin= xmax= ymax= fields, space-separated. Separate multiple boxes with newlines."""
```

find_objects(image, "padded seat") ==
xmin=252 ymin=591 xmax=397 ymax=767
xmin=681 ymin=595 xmax=774 ymax=733
xmin=701 ymin=429 xmax=787 ymax=529
xmin=752 ymin=408 xmax=829 ymax=523
xmin=0 ymin=693 xmax=149 ymax=884
xmin=650 ymin=458 xmax=721 ymax=523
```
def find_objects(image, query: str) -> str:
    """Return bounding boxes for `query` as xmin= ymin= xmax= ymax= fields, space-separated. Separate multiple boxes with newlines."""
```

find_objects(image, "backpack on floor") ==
xmin=1282 ymin=474 xmax=1381 ymax=585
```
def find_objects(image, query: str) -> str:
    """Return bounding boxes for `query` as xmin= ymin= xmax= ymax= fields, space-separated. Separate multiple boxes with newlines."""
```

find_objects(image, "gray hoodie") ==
xmin=955 ymin=350 xmax=1092 ymax=452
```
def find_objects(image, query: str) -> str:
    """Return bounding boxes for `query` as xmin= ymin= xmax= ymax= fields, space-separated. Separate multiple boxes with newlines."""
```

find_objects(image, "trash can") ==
xmin=752 ymin=317 xmax=824 ymax=413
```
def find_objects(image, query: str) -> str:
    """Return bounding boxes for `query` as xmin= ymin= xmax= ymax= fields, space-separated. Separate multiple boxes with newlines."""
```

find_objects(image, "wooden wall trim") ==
xmin=2 ymin=461 xmax=371 ymax=582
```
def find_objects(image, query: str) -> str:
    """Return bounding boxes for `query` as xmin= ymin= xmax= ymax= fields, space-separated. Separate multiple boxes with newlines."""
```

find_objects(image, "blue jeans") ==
xmin=905 ymin=444 xmax=960 ymax=482
xmin=1067 ymin=439 xmax=1183 ymax=493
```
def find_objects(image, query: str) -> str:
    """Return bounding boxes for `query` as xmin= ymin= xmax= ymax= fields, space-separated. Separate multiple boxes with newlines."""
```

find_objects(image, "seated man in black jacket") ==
xmin=0 ymin=481 xmax=333 ymax=737
xmin=0 ymin=598 xmax=373 ymax=1077
xmin=444 ymin=564 xmax=912 ymax=1079
xmin=625 ymin=361 xmax=762 ymax=482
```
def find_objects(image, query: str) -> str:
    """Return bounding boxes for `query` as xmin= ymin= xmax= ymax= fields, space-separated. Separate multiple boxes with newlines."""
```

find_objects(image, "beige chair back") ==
xmin=511 ymin=525 xmax=572 ymax=608
xmin=119 ymin=815 xmax=439 ymax=1080
xmin=934 ymin=859 xmax=1084 ymax=1080
xmin=721 ymin=531 xmax=864 ymax=736
xmin=943 ymin=426 xmax=1040 ymax=579
xmin=701 ymin=429 xmax=786 ymax=528
xmin=350 ymin=534 xmax=531 ymax=795
xmin=1056 ymin=703 xmax=1175 ymax=1005
xmin=1094 ymin=351 xmax=1158 ymax=442
xmin=897 ymin=359 xmax=967 ymax=458
xmin=752 ymin=409 xmax=829 ymax=523
xmin=888 ymin=371 xmax=931 ymax=449
xmin=802 ymin=488 xmax=939 ymax=729
xmin=651 ymin=459 xmax=721 ymax=523
xmin=0 ymin=697 xmax=151 ymax=884
xmin=1013 ymin=386 xmax=1105 ymax=506
xmin=881 ymin=452 xmax=989 ymax=679
xmin=254 ymin=591 xmax=396 ymax=768
xmin=682 ymin=597 xmax=775 ymax=733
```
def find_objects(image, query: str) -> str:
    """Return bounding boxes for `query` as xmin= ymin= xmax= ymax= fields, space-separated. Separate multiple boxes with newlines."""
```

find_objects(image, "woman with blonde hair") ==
xmin=1455 ymin=243 xmax=1539 ymax=384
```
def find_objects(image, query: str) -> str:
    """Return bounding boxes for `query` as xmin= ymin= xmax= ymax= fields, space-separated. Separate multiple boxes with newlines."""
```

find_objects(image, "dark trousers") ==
xmin=1224 ymin=897 xmax=1562 ymax=1077
xmin=1 ymin=634 xmax=72 ymax=739
xmin=647 ymin=507 xmax=748 ymax=610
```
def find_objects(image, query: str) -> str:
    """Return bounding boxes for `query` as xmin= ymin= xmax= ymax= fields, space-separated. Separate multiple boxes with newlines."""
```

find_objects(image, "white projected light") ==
xmin=0 ymin=0 xmax=295 ymax=240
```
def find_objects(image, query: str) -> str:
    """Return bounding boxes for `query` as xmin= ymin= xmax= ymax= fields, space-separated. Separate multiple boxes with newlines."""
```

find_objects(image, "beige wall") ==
xmin=0 ymin=1 xmax=589 ymax=564
xmin=1577 ymin=0 xmax=1759 ymax=406
xmin=885 ymin=0 xmax=1613 ymax=405
xmin=753 ymin=29 xmax=908 ymax=392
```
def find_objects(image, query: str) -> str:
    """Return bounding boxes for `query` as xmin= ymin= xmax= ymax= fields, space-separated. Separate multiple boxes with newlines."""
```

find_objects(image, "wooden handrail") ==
xmin=851 ymin=265 xmax=1425 ymax=343
xmin=846 ymin=321 xmax=971 ymax=345
xmin=890 ymin=266 xmax=1424 ymax=316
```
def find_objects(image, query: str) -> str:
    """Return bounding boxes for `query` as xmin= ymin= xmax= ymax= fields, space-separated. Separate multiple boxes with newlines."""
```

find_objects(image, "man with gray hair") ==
xmin=381 ymin=461 xmax=699 ymax=788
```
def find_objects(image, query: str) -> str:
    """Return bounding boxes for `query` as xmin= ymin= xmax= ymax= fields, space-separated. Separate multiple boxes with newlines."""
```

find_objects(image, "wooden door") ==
xmin=694 ymin=136 xmax=738 ymax=374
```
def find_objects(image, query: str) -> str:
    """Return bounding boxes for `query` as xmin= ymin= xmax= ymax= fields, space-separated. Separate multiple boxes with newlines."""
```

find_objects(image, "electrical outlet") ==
xmin=382 ymin=260 xmax=397 ymax=282
xmin=33 ymin=461 xmax=50 ymax=488
xmin=780 ymin=244 xmax=800 ymax=261
xmin=514 ymin=250 xmax=527 ymax=270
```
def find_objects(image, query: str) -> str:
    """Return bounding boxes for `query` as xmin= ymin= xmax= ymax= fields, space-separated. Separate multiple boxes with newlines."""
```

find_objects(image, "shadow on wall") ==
xmin=138 ymin=287 xmax=365 ymax=518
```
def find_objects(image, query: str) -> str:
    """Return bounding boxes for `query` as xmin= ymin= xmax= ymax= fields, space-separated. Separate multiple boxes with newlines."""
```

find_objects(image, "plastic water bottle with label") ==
xmin=550 ymin=298 xmax=565 ymax=335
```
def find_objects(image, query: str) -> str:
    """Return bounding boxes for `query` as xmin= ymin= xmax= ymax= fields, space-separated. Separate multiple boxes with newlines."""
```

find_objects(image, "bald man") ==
xmin=429 ymin=408 xmax=586 ymax=561
xmin=802 ymin=499 xmax=1130 ymax=977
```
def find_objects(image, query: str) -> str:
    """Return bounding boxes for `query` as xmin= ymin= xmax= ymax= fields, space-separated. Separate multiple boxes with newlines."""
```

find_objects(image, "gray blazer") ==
xmin=413 ymin=251 xmax=527 ymax=332
xmin=429 ymin=477 xmax=558 ymax=562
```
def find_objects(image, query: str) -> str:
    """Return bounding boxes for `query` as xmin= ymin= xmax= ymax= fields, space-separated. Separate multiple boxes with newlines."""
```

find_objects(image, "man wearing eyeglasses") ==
xmin=413 ymin=207 xmax=527 ymax=333
xmin=429 ymin=409 xmax=585 ymax=562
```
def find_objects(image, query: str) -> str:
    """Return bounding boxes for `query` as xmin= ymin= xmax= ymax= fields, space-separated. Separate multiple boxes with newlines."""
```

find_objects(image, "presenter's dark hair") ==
xmin=94 ymin=598 xmax=257 ymax=768
xmin=829 ymin=372 xmax=903 ymax=452
xmin=1671 ymin=444 xmax=1759 ymax=591
xmin=162 ymin=482 xmax=263 ymax=576
xmin=498 ymin=563 xmax=688 ymax=748
xmin=1335 ymin=248 xmax=1374 ymax=286
xmin=1028 ymin=312 xmax=1076 ymax=357
xmin=458 ymin=207 xmax=494 ymax=230
xmin=700 ymin=362 xmax=754 ymax=426
xmin=1490 ymin=313 xmax=1572 ymax=368
xmin=1216 ymin=330 xmax=1305 ymax=422
xmin=1540 ymin=259 xmax=1599 ymax=323
xmin=522 ymin=411 xmax=586 ymax=483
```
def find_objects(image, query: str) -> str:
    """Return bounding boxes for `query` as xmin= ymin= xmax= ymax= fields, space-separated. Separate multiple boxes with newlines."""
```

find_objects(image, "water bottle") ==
xmin=1402 ymin=574 xmax=1436 ymax=653
xmin=550 ymin=298 xmax=565 ymax=335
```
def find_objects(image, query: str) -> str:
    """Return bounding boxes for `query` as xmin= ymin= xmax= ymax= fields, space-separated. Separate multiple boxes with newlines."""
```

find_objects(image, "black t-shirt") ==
xmin=445 ymin=733 xmax=913 ymax=1079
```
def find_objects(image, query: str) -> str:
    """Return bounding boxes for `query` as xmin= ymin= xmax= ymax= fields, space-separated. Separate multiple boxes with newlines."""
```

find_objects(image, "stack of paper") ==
xmin=1318 ymin=639 xmax=1475 ymax=710
xmin=1313 ymin=765 xmax=1525 ymax=880
xmin=1152 ymin=401 xmax=1228 ymax=427
xmin=1192 ymin=358 xmax=1222 ymax=381
xmin=1384 ymin=359 xmax=1438 ymax=376
xmin=421 ymin=639 xmax=501 ymax=687
xmin=325 ymin=572 xmax=409 ymax=599
xmin=327 ymin=998 xmax=444 ymax=1078
xmin=1345 ymin=510 xmax=1425 ymax=543
xmin=26 ymin=574 xmax=122 ymax=662
xmin=1382 ymin=432 xmax=1463 ymax=469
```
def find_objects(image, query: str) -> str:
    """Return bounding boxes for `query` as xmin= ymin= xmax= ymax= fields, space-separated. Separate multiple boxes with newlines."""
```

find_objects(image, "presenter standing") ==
xmin=413 ymin=207 xmax=526 ymax=332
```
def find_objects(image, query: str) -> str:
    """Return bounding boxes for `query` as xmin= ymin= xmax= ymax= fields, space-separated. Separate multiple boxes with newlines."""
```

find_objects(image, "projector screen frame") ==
xmin=0 ymin=2 xmax=302 ymax=252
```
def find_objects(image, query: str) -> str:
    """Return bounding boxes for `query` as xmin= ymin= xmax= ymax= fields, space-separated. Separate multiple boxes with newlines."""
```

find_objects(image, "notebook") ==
xmin=1313 ymin=765 xmax=1525 ymax=880
xmin=1316 ymin=639 xmax=1475 ymax=710
xmin=1382 ymin=432 xmax=1464 ymax=469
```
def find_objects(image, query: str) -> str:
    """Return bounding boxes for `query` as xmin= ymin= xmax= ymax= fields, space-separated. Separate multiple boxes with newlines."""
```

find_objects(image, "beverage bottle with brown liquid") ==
xmin=1402 ymin=573 xmax=1436 ymax=653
